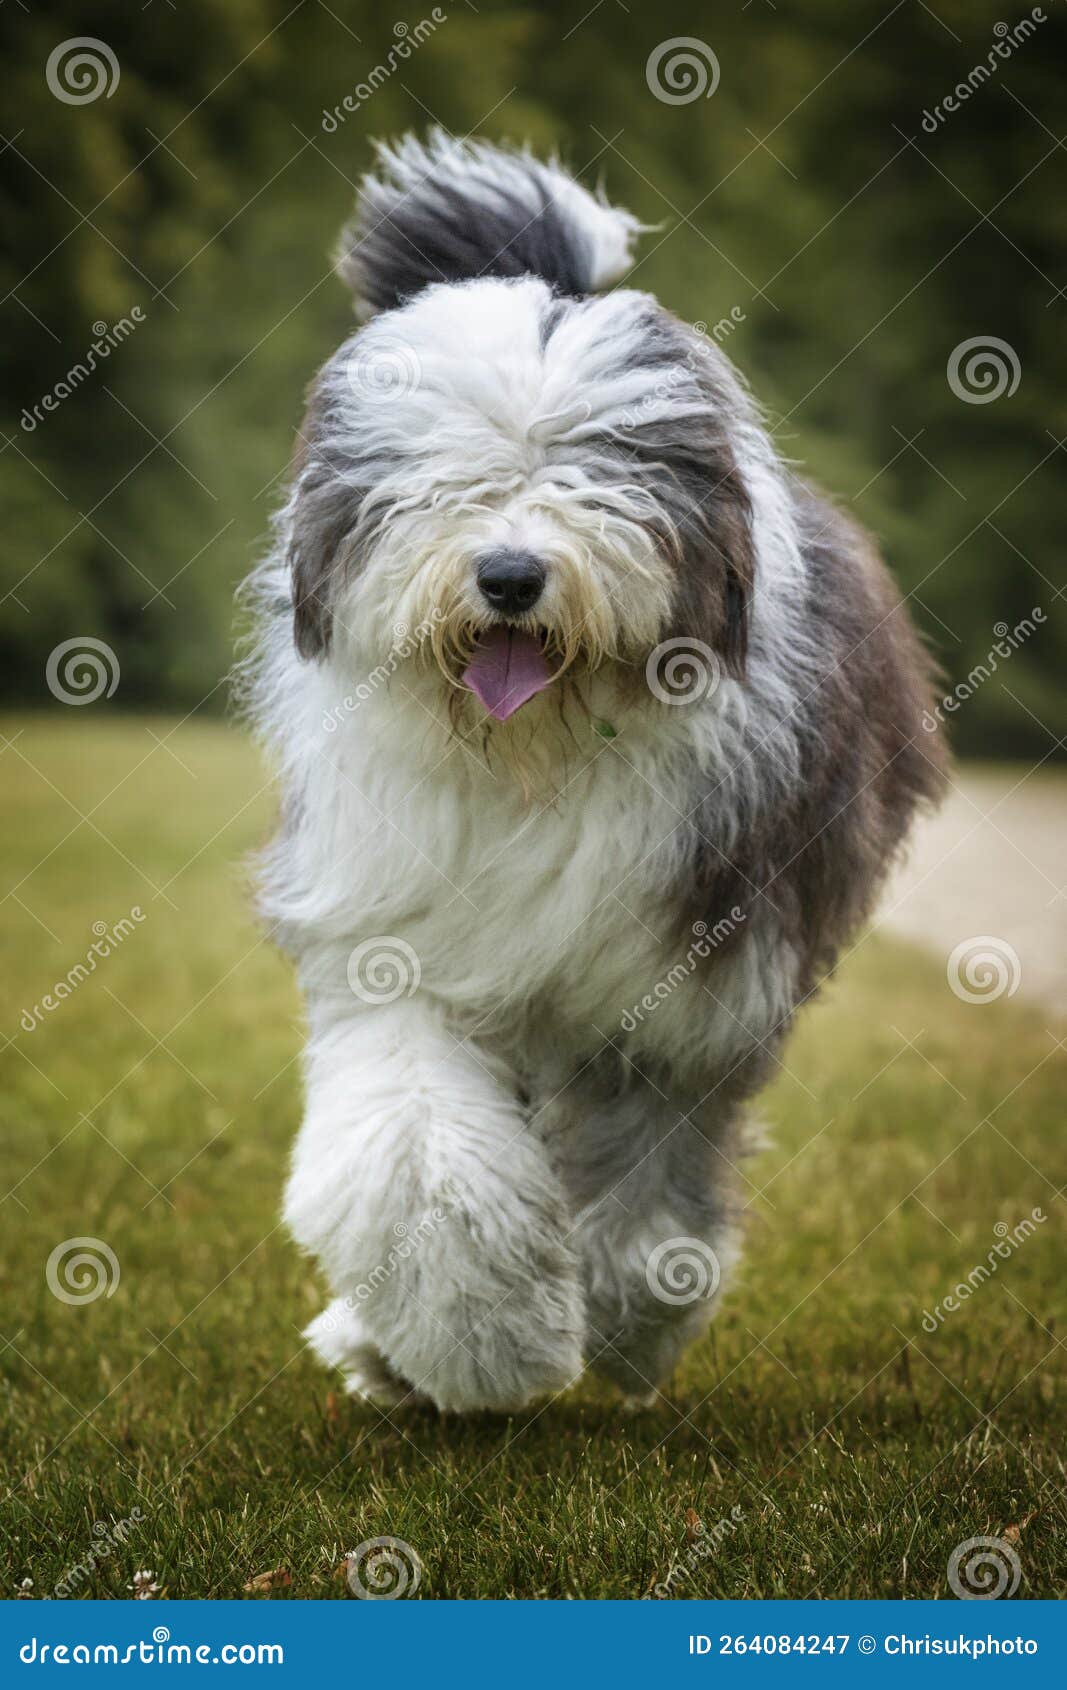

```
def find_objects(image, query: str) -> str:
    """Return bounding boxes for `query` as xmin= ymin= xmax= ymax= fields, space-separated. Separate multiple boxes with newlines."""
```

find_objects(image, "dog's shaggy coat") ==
xmin=243 ymin=132 xmax=945 ymax=1411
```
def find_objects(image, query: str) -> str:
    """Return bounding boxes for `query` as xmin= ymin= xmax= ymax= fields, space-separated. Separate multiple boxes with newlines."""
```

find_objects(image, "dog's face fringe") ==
xmin=286 ymin=277 xmax=756 ymax=738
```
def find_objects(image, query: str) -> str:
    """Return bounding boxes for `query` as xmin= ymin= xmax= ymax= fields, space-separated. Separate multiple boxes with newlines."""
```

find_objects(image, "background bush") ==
xmin=2 ymin=0 xmax=1063 ymax=756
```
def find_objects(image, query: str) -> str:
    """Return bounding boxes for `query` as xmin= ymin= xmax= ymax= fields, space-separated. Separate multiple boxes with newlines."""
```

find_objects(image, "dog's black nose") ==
xmin=475 ymin=550 xmax=545 ymax=617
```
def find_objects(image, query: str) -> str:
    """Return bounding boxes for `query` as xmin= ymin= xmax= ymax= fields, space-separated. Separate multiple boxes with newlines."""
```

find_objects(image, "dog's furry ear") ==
xmin=607 ymin=303 xmax=758 ymax=678
xmin=699 ymin=463 xmax=755 ymax=676
xmin=639 ymin=465 xmax=756 ymax=682
xmin=285 ymin=379 xmax=366 ymax=660
xmin=288 ymin=473 xmax=355 ymax=659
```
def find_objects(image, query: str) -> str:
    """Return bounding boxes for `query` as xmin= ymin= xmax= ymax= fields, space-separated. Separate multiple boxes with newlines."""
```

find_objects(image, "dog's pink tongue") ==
xmin=463 ymin=627 xmax=551 ymax=721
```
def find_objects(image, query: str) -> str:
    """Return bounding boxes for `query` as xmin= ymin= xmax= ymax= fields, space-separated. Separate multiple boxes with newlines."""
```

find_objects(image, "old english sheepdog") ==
xmin=242 ymin=131 xmax=945 ymax=1412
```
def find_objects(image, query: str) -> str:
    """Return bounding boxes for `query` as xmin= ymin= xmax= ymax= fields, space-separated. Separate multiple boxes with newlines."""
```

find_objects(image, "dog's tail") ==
xmin=335 ymin=128 xmax=642 ymax=316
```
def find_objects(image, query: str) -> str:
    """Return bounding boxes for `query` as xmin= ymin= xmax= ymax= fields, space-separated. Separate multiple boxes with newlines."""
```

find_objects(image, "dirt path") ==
xmin=879 ymin=765 xmax=1066 ymax=1017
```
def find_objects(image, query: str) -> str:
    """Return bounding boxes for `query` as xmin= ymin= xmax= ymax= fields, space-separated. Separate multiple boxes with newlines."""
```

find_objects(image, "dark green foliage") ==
xmin=1 ymin=0 xmax=1064 ymax=754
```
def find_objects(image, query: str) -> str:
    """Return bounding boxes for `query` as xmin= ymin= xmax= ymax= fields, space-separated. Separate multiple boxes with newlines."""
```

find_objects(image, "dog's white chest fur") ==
xmin=316 ymin=687 xmax=684 ymax=1008
xmin=274 ymin=671 xmax=790 ymax=1095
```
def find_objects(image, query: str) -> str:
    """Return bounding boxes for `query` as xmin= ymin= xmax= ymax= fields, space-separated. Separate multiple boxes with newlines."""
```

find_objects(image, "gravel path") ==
xmin=879 ymin=765 xmax=1066 ymax=1017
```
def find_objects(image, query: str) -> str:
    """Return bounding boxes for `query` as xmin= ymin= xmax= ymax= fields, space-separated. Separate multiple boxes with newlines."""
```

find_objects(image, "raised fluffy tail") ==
xmin=335 ymin=129 xmax=642 ymax=316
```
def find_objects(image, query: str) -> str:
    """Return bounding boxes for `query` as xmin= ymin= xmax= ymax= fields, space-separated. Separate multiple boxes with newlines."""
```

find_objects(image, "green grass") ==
xmin=1 ymin=715 xmax=1064 ymax=1601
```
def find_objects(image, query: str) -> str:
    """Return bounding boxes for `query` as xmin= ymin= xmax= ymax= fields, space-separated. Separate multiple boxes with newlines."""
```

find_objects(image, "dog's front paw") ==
xmin=577 ymin=1209 xmax=739 ymax=1400
xmin=305 ymin=1299 xmax=428 ymax=1408
xmin=407 ymin=1282 xmax=586 ymax=1414
xmin=360 ymin=1189 xmax=587 ymax=1413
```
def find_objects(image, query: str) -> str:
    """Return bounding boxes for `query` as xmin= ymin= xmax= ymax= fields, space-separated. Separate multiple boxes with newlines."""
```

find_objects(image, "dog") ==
xmin=242 ymin=131 xmax=945 ymax=1412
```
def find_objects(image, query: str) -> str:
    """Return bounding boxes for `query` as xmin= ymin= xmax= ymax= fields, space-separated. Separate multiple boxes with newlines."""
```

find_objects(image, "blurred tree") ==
xmin=1 ymin=0 xmax=1063 ymax=756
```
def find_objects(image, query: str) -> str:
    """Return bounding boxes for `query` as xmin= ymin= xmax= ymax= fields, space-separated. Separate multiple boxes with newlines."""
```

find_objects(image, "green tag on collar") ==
xmin=593 ymin=719 xmax=617 ymax=739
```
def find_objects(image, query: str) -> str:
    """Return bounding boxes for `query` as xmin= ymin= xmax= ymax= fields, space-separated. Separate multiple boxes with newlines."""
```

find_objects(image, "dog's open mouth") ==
xmin=462 ymin=626 xmax=552 ymax=721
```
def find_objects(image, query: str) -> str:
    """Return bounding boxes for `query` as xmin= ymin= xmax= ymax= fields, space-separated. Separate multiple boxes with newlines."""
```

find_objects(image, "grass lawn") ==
xmin=1 ymin=714 xmax=1064 ymax=1601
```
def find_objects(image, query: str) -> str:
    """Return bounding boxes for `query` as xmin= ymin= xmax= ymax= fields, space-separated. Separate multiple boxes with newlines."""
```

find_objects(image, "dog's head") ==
xmin=284 ymin=136 xmax=756 ymax=728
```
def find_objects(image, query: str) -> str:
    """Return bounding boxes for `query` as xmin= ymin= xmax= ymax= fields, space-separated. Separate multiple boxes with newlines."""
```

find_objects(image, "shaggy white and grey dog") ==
xmin=244 ymin=132 xmax=944 ymax=1412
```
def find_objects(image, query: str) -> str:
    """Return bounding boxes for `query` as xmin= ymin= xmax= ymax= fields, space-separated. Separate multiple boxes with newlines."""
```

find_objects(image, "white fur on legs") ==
xmin=543 ymin=1078 xmax=742 ymax=1399
xmin=285 ymin=998 xmax=586 ymax=1413
xmin=304 ymin=1299 xmax=428 ymax=1407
